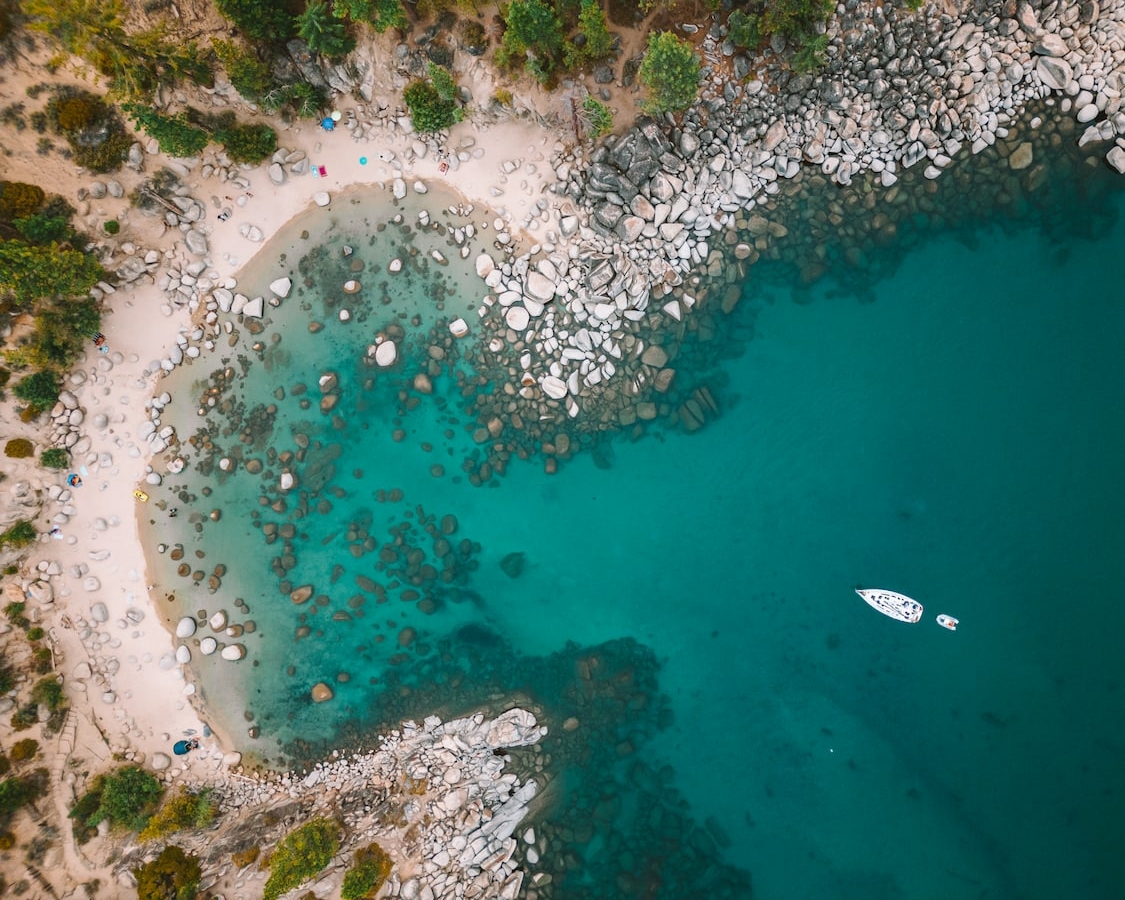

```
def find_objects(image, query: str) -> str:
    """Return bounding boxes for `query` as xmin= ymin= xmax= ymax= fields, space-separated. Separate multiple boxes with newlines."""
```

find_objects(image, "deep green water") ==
xmin=145 ymin=143 xmax=1125 ymax=900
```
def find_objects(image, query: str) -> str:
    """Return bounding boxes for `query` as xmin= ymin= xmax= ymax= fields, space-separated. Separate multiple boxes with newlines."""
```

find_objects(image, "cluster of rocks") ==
xmin=82 ymin=179 xmax=126 ymax=201
xmin=173 ymin=607 xmax=250 ymax=664
xmin=0 ymin=481 xmax=42 ymax=564
xmin=163 ymin=709 xmax=546 ymax=900
xmin=459 ymin=1 xmax=1125 ymax=437
xmin=46 ymin=389 xmax=89 ymax=451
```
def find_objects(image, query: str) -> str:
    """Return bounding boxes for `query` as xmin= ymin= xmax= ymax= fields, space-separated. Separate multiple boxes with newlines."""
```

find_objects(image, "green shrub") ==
xmin=69 ymin=779 xmax=104 ymax=837
xmin=122 ymin=104 xmax=210 ymax=158
xmin=139 ymin=786 xmax=216 ymax=841
xmin=0 ymin=240 xmax=104 ymax=309
xmin=212 ymin=40 xmax=273 ymax=101
xmin=32 ymin=646 xmax=52 ymax=675
xmin=215 ymin=0 xmax=295 ymax=43
xmin=334 ymin=0 xmax=407 ymax=33
xmin=86 ymin=766 xmax=163 ymax=832
xmin=31 ymin=677 xmax=64 ymax=711
xmin=0 ymin=757 xmax=9 ymax=777
xmin=49 ymin=93 xmax=104 ymax=132
xmin=214 ymin=123 xmax=277 ymax=164
xmin=231 ymin=845 xmax=260 ymax=868
xmin=74 ymin=132 xmax=132 ymax=173
xmin=26 ymin=627 xmax=45 ymax=641
xmin=639 ymin=32 xmax=700 ymax=115
xmin=46 ymin=90 xmax=130 ymax=173
xmin=0 ymin=828 xmax=13 ymax=848
xmin=263 ymin=818 xmax=339 ymax=900
xmin=32 ymin=298 xmax=103 ymax=369
xmin=458 ymin=19 xmax=488 ymax=54
xmin=497 ymin=0 xmax=563 ymax=80
xmin=13 ymin=371 xmax=60 ymax=409
xmin=296 ymin=0 xmax=354 ymax=58
xmin=40 ymin=447 xmax=69 ymax=469
xmin=565 ymin=0 xmax=613 ymax=68
xmin=0 ymin=521 xmax=36 ymax=550
xmin=260 ymin=82 xmax=325 ymax=119
xmin=13 ymin=212 xmax=72 ymax=245
xmin=582 ymin=96 xmax=613 ymax=138
xmin=761 ymin=0 xmax=835 ymax=43
xmin=727 ymin=10 xmax=762 ymax=50
xmin=9 ymin=740 xmax=39 ymax=763
xmin=4 ymin=438 xmax=33 ymax=459
xmin=792 ymin=33 xmax=829 ymax=73
xmin=403 ymin=64 xmax=462 ymax=133
xmin=0 ymin=659 xmax=15 ymax=694
xmin=341 ymin=843 xmax=392 ymax=900
xmin=0 ymin=181 xmax=46 ymax=221
xmin=9 ymin=703 xmax=38 ymax=731
xmin=0 ymin=768 xmax=48 ymax=825
xmin=134 ymin=845 xmax=202 ymax=900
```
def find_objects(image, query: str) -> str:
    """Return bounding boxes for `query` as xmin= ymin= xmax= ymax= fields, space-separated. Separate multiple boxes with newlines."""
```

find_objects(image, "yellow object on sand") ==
xmin=133 ymin=489 xmax=149 ymax=502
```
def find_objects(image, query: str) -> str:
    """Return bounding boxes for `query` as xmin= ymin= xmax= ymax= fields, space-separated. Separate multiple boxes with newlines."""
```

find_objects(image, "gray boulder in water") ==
xmin=500 ymin=552 xmax=525 ymax=579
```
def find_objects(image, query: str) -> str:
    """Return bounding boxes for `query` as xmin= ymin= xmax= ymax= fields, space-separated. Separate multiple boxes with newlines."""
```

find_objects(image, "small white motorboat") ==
xmin=856 ymin=589 xmax=923 ymax=623
xmin=936 ymin=614 xmax=959 ymax=631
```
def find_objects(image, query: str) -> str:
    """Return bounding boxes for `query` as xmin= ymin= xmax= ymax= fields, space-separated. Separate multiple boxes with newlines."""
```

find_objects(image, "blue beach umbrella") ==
xmin=321 ymin=117 xmax=335 ymax=131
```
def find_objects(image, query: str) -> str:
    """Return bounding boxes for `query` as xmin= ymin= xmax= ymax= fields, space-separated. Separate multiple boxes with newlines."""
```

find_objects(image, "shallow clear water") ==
xmin=145 ymin=143 xmax=1125 ymax=900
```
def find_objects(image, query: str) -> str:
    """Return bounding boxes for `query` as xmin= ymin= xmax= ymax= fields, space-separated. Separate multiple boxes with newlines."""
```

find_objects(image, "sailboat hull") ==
xmin=856 ymin=589 xmax=923 ymax=623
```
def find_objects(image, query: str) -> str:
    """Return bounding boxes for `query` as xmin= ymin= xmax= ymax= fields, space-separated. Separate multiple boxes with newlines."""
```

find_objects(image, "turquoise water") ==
xmin=146 ymin=146 xmax=1125 ymax=900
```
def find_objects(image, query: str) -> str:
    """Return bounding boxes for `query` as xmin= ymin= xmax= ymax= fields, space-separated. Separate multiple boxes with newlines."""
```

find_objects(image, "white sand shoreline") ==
xmin=2 ymin=105 xmax=564 ymax=785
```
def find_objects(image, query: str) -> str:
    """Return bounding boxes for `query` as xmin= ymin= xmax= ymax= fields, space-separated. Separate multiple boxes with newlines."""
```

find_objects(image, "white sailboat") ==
xmin=856 ymin=588 xmax=923 ymax=623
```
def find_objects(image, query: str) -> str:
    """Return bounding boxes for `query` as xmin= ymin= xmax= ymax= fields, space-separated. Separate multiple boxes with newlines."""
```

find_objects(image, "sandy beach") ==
xmin=0 ymin=45 xmax=563 ymax=795
xmin=0 ymin=67 xmax=565 ymax=889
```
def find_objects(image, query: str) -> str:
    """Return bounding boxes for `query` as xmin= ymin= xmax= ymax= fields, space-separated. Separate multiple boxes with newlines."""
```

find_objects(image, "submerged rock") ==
xmin=500 ymin=551 xmax=525 ymax=579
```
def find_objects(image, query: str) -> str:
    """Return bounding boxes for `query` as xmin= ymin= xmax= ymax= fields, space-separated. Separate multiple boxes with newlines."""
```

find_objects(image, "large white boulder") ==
xmin=1036 ymin=56 xmax=1072 ymax=91
xmin=374 ymin=341 xmax=397 ymax=367
xmin=475 ymin=254 xmax=496 ymax=279
xmin=540 ymin=376 xmax=567 ymax=400
xmin=176 ymin=617 xmax=197 ymax=638
xmin=525 ymin=271 xmax=555 ymax=302
xmin=505 ymin=306 xmax=530 ymax=330
xmin=269 ymin=277 xmax=292 ymax=298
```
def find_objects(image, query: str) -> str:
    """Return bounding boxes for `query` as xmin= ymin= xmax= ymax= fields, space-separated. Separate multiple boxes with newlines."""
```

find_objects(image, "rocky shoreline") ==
xmin=459 ymin=0 xmax=1125 ymax=446
xmin=118 ymin=708 xmax=546 ymax=900
xmin=88 ymin=3 xmax=1125 ymax=470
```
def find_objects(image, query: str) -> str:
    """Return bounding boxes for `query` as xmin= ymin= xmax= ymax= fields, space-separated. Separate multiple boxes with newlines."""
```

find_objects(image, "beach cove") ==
xmin=2 ymin=2 xmax=1125 ymax=899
